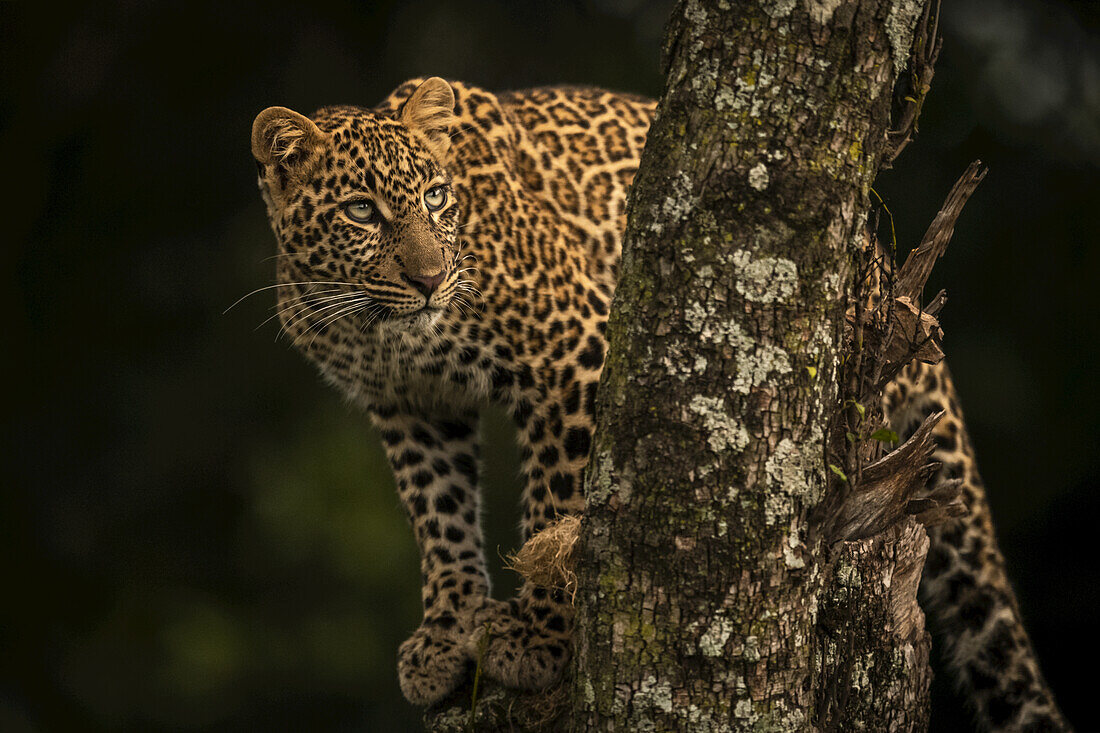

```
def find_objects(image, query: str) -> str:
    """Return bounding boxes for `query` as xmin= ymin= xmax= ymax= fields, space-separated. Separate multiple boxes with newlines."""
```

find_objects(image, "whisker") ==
xmin=453 ymin=295 xmax=481 ymax=320
xmin=224 ymin=280 xmax=364 ymax=314
xmin=454 ymin=284 xmax=482 ymax=297
xmin=294 ymin=299 xmax=364 ymax=345
xmin=305 ymin=300 xmax=372 ymax=350
xmin=271 ymin=288 xmax=361 ymax=312
xmin=266 ymin=288 xmax=346 ymax=314
xmin=259 ymin=252 xmax=307 ymax=264
xmin=278 ymin=293 xmax=372 ymax=342
xmin=255 ymin=290 xmax=362 ymax=332
xmin=452 ymin=298 xmax=474 ymax=319
xmin=454 ymin=282 xmax=484 ymax=303
xmin=355 ymin=303 xmax=380 ymax=328
xmin=361 ymin=304 xmax=386 ymax=331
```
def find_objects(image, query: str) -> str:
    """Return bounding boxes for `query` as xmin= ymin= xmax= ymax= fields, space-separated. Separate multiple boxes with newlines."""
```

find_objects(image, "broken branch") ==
xmin=896 ymin=160 xmax=987 ymax=302
xmin=825 ymin=411 xmax=965 ymax=543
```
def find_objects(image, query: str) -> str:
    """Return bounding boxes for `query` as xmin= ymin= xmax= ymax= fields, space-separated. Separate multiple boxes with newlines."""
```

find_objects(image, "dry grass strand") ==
xmin=505 ymin=515 xmax=581 ymax=601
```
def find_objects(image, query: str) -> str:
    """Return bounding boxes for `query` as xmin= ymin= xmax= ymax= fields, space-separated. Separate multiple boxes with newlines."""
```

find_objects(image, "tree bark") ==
xmin=572 ymin=0 xmax=930 ymax=730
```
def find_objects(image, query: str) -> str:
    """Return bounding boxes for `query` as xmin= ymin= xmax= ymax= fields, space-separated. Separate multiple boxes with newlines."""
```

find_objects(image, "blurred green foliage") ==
xmin=4 ymin=1 xmax=1098 ymax=731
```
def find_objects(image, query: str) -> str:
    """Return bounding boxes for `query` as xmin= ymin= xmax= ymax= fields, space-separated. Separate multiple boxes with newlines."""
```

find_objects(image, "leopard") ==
xmin=249 ymin=77 xmax=1068 ymax=731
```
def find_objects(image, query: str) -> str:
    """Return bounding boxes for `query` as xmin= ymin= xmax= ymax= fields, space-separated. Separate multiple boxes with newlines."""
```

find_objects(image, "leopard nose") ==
xmin=405 ymin=271 xmax=445 ymax=297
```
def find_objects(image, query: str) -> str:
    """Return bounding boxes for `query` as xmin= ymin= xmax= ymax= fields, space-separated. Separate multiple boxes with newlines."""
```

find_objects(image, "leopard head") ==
xmin=251 ymin=77 xmax=463 ymax=339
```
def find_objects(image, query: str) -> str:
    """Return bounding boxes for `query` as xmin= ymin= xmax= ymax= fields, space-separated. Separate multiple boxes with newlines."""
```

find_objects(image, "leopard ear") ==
xmin=399 ymin=77 xmax=456 ymax=160
xmin=251 ymin=106 xmax=325 ymax=178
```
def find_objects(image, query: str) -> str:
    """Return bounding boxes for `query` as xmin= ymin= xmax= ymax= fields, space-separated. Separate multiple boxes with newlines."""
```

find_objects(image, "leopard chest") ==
xmin=318 ymin=324 xmax=498 ymax=413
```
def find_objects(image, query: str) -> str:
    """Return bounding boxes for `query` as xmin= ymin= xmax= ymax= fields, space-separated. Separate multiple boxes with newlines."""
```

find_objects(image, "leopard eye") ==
xmin=424 ymin=186 xmax=447 ymax=211
xmin=344 ymin=200 xmax=376 ymax=223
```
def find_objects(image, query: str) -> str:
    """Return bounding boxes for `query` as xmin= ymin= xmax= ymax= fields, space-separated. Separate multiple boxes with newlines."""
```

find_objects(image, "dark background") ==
xmin=4 ymin=1 xmax=1098 ymax=730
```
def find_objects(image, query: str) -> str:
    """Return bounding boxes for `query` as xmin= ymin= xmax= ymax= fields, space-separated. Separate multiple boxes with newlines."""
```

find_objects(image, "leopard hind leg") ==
xmin=886 ymin=361 xmax=1069 ymax=731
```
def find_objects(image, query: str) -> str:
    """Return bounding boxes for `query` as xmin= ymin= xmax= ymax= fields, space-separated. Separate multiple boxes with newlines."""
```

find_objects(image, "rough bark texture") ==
xmin=571 ymin=0 xmax=928 ymax=730
xmin=814 ymin=521 xmax=930 ymax=730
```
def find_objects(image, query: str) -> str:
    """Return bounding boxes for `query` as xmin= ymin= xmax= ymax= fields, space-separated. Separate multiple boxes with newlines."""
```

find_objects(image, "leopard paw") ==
xmin=470 ymin=598 xmax=572 ymax=691
xmin=396 ymin=621 xmax=475 ymax=706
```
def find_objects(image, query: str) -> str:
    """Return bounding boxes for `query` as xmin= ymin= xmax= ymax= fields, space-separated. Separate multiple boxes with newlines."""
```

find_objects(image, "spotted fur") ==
xmin=251 ymin=78 xmax=1066 ymax=729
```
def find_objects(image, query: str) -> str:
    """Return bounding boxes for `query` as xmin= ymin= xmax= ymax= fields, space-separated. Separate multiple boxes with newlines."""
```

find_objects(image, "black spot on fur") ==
xmin=966 ymin=663 xmax=999 ymax=692
xmin=578 ymin=335 xmax=604 ymax=368
xmin=435 ymin=494 xmax=459 ymax=514
xmin=411 ymin=426 xmax=438 ymax=449
xmin=453 ymin=453 xmax=477 ymax=481
xmin=958 ymin=592 xmax=996 ymax=631
xmin=514 ymin=399 xmax=534 ymax=425
xmin=549 ymin=473 xmax=574 ymax=501
xmin=538 ymin=446 xmax=560 ymax=467
xmin=563 ymin=382 xmax=581 ymax=414
xmin=528 ymin=419 xmax=546 ymax=443
xmin=437 ymin=420 xmax=473 ymax=441
xmin=563 ymin=427 xmax=591 ymax=460
xmin=587 ymin=289 xmax=607 ymax=315
xmin=584 ymin=382 xmax=599 ymax=416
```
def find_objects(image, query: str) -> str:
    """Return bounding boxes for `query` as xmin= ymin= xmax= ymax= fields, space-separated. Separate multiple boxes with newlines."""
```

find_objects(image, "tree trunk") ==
xmin=572 ymin=0 xmax=931 ymax=730
xmin=427 ymin=1 xmax=940 ymax=729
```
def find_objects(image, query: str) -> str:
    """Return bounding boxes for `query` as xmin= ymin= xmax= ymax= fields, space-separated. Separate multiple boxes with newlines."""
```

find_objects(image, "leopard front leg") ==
xmin=371 ymin=406 xmax=492 ymax=705
xmin=475 ymin=392 xmax=594 ymax=691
